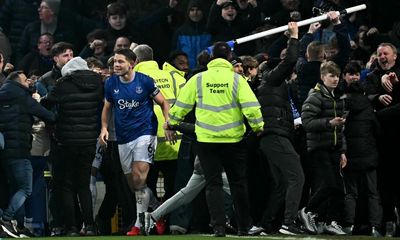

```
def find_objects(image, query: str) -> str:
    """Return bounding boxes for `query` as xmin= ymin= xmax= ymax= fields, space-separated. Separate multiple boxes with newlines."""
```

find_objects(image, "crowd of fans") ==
xmin=0 ymin=0 xmax=400 ymax=238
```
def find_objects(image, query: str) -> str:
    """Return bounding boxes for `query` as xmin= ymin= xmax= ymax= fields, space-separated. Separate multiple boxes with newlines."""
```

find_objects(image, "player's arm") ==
xmin=154 ymin=92 xmax=177 ymax=144
xmin=99 ymin=99 xmax=112 ymax=146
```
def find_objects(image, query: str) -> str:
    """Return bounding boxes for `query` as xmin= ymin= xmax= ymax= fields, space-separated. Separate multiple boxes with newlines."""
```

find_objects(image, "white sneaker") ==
xmin=323 ymin=221 xmax=347 ymax=235
xmin=248 ymin=226 xmax=265 ymax=235
xmin=298 ymin=207 xmax=317 ymax=233
xmin=144 ymin=212 xmax=154 ymax=235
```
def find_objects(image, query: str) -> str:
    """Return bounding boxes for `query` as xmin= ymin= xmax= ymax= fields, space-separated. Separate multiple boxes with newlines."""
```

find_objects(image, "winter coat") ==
xmin=0 ymin=0 xmax=40 ymax=62
xmin=364 ymin=61 xmax=400 ymax=139
xmin=17 ymin=51 xmax=54 ymax=76
xmin=0 ymin=80 xmax=55 ymax=160
xmin=172 ymin=18 xmax=211 ymax=69
xmin=340 ymin=81 xmax=380 ymax=170
xmin=36 ymin=65 xmax=62 ymax=97
xmin=40 ymin=58 xmax=103 ymax=145
xmin=301 ymin=82 xmax=346 ymax=153
xmin=257 ymin=38 xmax=299 ymax=140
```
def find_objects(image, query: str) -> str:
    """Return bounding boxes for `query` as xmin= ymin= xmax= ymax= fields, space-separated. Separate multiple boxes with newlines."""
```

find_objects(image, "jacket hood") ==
xmin=134 ymin=60 xmax=159 ymax=72
xmin=162 ymin=62 xmax=186 ymax=78
xmin=61 ymin=57 xmax=89 ymax=77
xmin=206 ymin=58 xmax=234 ymax=71
xmin=63 ymin=70 xmax=101 ymax=91
xmin=187 ymin=0 xmax=204 ymax=13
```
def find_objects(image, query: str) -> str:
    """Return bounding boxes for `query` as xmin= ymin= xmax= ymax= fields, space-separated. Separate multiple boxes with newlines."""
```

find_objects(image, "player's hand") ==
xmin=99 ymin=128 xmax=108 ymax=147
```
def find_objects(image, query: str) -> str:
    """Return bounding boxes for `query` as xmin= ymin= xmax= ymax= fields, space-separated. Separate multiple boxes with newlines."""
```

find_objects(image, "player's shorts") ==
xmin=118 ymin=135 xmax=157 ymax=174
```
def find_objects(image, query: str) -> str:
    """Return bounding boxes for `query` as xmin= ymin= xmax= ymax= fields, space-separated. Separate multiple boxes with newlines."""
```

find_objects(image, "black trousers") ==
xmin=148 ymin=159 xmax=177 ymax=201
xmin=53 ymin=144 xmax=95 ymax=231
xmin=97 ymin=141 xmax=135 ymax=234
xmin=259 ymin=134 xmax=304 ymax=226
xmin=344 ymin=168 xmax=382 ymax=227
xmin=307 ymin=149 xmax=345 ymax=223
xmin=196 ymin=141 xmax=251 ymax=232
xmin=0 ymin=161 xmax=9 ymax=213
xmin=377 ymin=136 xmax=400 ymax=223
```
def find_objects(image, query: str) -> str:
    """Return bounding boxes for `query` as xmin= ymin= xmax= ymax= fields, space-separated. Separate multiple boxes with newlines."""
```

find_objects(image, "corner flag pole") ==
xmin=207 ymin=4 xmax=367 ymax=53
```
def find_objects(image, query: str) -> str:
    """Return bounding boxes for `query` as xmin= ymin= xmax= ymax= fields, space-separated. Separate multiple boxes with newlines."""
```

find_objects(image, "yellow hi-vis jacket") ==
xmin=169 ymin=58 xmax=264 ymax=143
xmin=162 ymin=62 xmax=186 ymax=79
xmin=134 ymin=60 xmax=186 ymax=161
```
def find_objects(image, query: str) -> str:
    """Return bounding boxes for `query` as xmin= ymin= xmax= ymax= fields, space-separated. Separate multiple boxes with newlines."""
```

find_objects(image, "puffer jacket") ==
xmin=0 ymin=80 xmax=55 ymax=159
xmin=257 ymin=38 xmax=299 ymax=140
xmin=301 ymin=82 xmax=346 ymax=152
xmin=339 ymin=81 xmax=380 ymax=170
xmin=41 ymin=57 xmax=103 ymax=145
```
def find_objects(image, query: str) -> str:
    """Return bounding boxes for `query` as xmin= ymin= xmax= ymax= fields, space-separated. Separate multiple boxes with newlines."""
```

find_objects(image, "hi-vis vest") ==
xmin=134 ymin=61 xmax=185 ymax=161
xmin=169 ymin=58 xmax=264 ymax=143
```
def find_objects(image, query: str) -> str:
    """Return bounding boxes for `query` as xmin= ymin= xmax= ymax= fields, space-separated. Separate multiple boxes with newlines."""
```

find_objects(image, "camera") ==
xmin=312 ymin=0 xmax=336 ymax=16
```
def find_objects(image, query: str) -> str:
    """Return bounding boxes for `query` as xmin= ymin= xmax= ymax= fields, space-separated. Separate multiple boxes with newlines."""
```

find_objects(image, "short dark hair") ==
xmin=6 ymin=70 xmax=24 ymax=82
xmin=107 ymin=2 xmax=127 ymax=18
xmin=86 ymin=29 xmax=108 ymax=42
xmin=50 ymin=42 xmax=74 ymax=57
xmin=167 ymin=50 xmax=188 ymax=63
xmin=114 ymin=48 xmax=137 ymax=63
xmin=343 ymin=61 xmax=361 ymax=75
xmin=85 ymin=57 xmax=104 ymax=69
xmin=197 ymin=50 xmax=210 ymax=67
xmin=38 ymin=32 xmax=54 ymax=43
xmin=211 ymin=41 xmax=231 ymax=60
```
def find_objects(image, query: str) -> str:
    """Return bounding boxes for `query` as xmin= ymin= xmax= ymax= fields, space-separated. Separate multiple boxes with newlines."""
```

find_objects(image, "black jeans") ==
xmin=148 ymin=160 xmax=177 ymax=201
xmin=344 ymin=168 xmax=382 ymax=227
xmin=53 ymin=144 xmax=95 ymax=231
xmin=259 ymin=134 xmax=304 ymax=226
xmin=0 ymin=161 xmax=9 ymax=214
xmin=97 ymin=141 xmax=135 ymax=234
xmin=307 ymin=149 xmax=345 ymax=223
xmin=197 ymin=141 xmax=251 ymax=232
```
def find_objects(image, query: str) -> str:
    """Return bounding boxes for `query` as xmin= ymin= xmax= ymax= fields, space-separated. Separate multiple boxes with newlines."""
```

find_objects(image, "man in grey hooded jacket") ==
xmin=41 ymin=56 xmax=103 ymax=236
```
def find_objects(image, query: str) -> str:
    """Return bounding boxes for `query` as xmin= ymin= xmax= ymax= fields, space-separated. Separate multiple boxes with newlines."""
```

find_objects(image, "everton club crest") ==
xmin=136 ymin=86 xmax=143 ymax=94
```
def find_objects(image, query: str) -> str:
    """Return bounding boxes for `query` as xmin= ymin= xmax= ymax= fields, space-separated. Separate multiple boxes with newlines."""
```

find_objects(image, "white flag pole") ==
xmin=234 ymin=4 xmax=367 ymax=45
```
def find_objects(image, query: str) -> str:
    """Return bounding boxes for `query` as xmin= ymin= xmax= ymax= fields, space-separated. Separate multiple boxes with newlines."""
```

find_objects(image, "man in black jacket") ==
xmin=41 ymin=57 xmax=103 ymax=236
xmin=0 ymin=71 xmax=55 ymax=238
xmin=256 ymin=22 xmax=304 ymax=235
xmin=35 ymin=41 xmax=73 ymax=236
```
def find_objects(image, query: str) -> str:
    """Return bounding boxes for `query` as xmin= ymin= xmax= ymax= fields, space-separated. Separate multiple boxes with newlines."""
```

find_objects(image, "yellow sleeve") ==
xmin=237 ymin=77 xmax=264 ymax=132
xmin=169 ymin=75 xmax=197 ymax=125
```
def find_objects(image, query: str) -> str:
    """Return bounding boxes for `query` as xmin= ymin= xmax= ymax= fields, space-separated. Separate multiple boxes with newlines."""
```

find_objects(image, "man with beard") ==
xmin=99 ymin=48 xmax=176 ymax=236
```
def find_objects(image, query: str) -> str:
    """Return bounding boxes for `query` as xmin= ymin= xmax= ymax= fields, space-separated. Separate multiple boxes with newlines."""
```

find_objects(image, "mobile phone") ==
xmin=342 ymin=110 xmax=349 ymax=119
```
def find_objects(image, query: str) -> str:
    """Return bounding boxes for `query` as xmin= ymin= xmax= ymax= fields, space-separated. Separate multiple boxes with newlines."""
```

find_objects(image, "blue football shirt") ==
xmin=104 ymin=72 xmax=160 ymax=144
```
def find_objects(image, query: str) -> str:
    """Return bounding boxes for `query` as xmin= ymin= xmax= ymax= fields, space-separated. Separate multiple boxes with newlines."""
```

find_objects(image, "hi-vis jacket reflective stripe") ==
xmin=169 ymin=58 xmax=264 ymax=143
xmin=134 ymin=60 xmax=186 ymax=161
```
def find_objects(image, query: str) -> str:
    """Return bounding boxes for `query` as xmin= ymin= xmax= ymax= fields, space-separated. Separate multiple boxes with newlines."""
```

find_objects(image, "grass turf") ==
xmin=27 ymin=234 xmax=394 ymax=240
